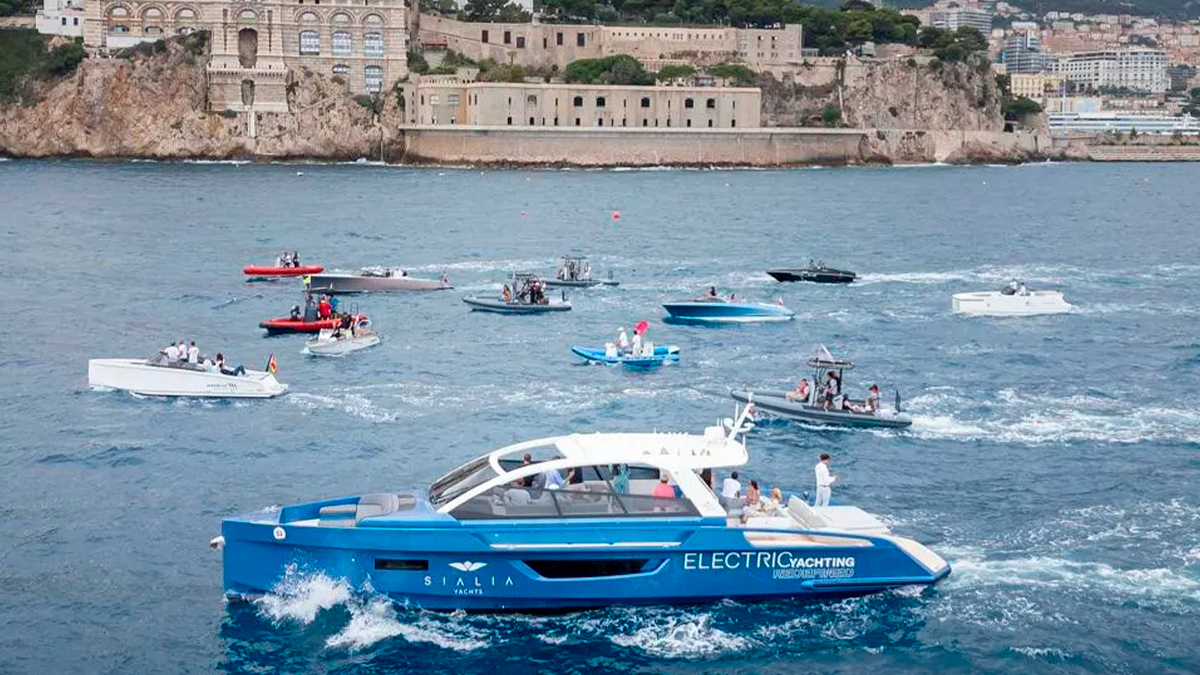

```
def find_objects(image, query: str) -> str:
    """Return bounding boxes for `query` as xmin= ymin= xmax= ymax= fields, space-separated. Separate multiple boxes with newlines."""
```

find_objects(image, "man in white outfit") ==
xmin=814 ymin=453 xmax=837 ymax=507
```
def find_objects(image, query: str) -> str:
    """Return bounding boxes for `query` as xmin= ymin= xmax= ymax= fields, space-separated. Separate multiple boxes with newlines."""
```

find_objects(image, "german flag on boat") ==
xmin=266 ymin=354 xmax=278 ymax=374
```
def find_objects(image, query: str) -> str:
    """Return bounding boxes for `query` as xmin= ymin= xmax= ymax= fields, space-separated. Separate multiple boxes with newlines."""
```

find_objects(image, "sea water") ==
xmin=0 ymin=159 xmax=1197 ymax=674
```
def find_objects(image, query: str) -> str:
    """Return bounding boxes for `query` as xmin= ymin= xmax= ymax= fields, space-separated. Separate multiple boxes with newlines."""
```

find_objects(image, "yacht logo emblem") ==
xmin=449 ymin=561 xmax=487 ymax=572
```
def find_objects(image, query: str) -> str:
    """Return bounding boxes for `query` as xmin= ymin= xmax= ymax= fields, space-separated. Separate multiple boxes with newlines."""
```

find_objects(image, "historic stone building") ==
xmin=416 ymin=14 xmax=802 ymax=72
xmin=82 ymin=0 xmax=410 ymax=112
xmin=403 ymin=71 xmax=761 ymax=129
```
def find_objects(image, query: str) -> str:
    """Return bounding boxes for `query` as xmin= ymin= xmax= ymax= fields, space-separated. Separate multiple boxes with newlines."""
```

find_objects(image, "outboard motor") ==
xmin=895 ymin=390 xmax=903 ymax=413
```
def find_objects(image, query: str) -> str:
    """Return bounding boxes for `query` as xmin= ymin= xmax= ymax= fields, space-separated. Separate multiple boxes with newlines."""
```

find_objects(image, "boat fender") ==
xmin=273 ymin=526 xmax=286 ymax=541
xmin=209 ymin=536 xmax=225 ymax=550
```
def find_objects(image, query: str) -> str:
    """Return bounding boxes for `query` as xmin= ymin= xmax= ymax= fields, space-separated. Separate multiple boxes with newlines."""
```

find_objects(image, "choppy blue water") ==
xmin=1 ymin=159 xmax=1198 ymax=675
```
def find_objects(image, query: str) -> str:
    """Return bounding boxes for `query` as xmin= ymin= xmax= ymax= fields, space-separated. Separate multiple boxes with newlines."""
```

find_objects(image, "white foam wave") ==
xmin=1008 ymin=646 xmax=1074 ymax=661
xmin=287 ymin=392 xmax=403 ymax=423
xmin=608 ymin=613 xmax=753 ymax=658
xmin=325 ymin=596 xmax=489 ymax=653
xmin=254 ymin=571 xmax=489 ymax=652
xmin=255 ymin=568 xmax=353 ymax=624
xmin=905 ymin=390 xmax=1200 ymax=445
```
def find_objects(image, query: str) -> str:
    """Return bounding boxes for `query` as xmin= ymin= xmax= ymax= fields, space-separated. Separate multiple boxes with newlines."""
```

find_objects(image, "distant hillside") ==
xmin=809 ymin=0 xmax=1200 ymax=20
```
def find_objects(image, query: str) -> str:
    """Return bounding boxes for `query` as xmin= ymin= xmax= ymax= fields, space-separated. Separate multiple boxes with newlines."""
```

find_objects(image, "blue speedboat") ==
xmin=212 ymin=409 xmax=950 ymax=612
xmin=663 ymin=296 xmax=794 ymax=325
xmin=571 ymin=345 xmax=680 ymax=369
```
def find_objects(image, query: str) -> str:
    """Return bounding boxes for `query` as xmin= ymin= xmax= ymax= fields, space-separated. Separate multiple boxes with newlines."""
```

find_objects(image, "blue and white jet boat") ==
xmin=571 ymin=344 xmax=680 ymax=369
xmin=663 ymin=295 xmax=795 ymax=325
xmin=211 ymin=409 xmax=949 ymax=612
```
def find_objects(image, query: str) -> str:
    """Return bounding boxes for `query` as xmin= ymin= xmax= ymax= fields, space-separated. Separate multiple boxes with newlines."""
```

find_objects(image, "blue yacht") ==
xmin=212 ymin=410 xmax=949 ymax=611
xmin=663 ymin=292 xmax=795 ymax=325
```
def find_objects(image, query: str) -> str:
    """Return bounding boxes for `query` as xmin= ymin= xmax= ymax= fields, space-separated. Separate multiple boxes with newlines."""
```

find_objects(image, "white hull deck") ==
xmin=952 ymin=290 xmax=1072 ymax=317
xmin=304 ymin=331 xmax=381 ymax=356
xmin=87 ymin=359 xmax=287 ymax=398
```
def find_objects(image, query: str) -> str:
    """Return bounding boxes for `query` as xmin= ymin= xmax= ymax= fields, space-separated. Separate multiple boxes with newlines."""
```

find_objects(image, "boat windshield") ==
xmin=428 ymin=457 xmax=498 ymax=507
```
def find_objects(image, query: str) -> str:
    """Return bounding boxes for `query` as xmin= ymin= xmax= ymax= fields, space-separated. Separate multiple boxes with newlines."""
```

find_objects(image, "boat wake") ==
xmin=903 ymin=389 xmax=1200 ymax=445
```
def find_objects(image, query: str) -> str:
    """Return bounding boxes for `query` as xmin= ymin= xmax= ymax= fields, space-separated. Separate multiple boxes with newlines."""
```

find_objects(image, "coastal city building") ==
xmin=1052 ymin=48 xmax=1168 ymax=93
xmin=1000 ymin=32 xmax=1053 ymax=73
xmin=415 ymin=15 xmax=803 ymax=71
xmin=80 ymin=0 xmax=410 ymax=110
xmin=1010 ymin=72 xmax=1063 ymax=98
xmin=402 ymin=71 xmax=761 ymax=129
xmin=929 ymin=8 xmax=993 ymax=32
xmin=36 ymin=0 xmax=85 ymax=37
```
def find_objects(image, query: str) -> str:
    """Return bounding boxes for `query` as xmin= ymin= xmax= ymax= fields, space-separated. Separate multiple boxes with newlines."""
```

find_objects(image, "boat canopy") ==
xmin=807 ymin=344 xmax=853 ymax=370
xmin=484 ymin=428 xmax=750 ymax=476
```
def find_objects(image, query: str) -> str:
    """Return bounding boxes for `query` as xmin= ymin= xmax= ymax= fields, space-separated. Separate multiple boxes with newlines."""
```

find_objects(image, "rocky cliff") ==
xmin=760 ymin=55 xmax=1004 ymax=133
xmin=0 ymin=37 xmax=405 ymax=161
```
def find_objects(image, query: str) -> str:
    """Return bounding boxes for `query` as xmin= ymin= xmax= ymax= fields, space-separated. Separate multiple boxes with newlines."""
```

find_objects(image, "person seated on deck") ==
xmin=539 ymin=465 xmax=565 ymax=490
xmin=706 ymin=285 xmax=717 ymax=298
xmin=215 ymin=353 xmax=245 ymax=377
xmin=503 ymin=479 xmax=532 ymax=506
xmin=766 ymin=486 xmax=784 ymax=513
xmin=292 ymin=251 xmax=300 ymax=267
xmin=1002 ymin=279 xmax=1019 ymax=296
xmin=502 ymin=285 xmax=512 ymax=303
xmin=164 ymin=342 xmax=180 ymax=364
xmin=743 ymin=480 xmax=762 ymax=507
xmin=652 ymin=471 xmax=676 ymax=499
xmin=289 ymin=305 xmax=302 ymax=321
xmin=786 ymin=378 xmax=811 ymax=403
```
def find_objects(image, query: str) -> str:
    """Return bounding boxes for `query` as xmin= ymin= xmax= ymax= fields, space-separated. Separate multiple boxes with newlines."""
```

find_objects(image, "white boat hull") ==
xmin=87 ymin=359 xmax=288 ymax=398
xmin=305 ymin=332 xmax=381 ymax=356
xmin=952 ymin=291 xmax=1072 ymax=317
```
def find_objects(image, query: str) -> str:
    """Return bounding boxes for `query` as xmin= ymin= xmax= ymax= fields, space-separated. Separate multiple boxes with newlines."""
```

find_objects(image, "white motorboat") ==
xmin=304 ymin=329 xmax=381 ymax=356
xmin=88 ymin=353 xmax=287 ymax=398
xmin=953 ymin=282 xmax=1072 ymax=317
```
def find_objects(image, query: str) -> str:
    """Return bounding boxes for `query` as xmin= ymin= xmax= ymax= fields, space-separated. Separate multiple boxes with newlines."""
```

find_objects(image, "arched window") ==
xmin=331 ymin=12 xmax=351 ymax=23
xmin=572 ymin=96 xmax=582 ymax=107
xmin=706 ymin=98 xmax=716 ymax=109
xmin=363 ymin=13 xmax=383 ymax=25
xmin=299 ymin=30 xmax=319 ymax=55
xmin=175 ymin=7 xmax=196 ymax=19
xmin=364 ymin=65 xmax=383 ymax=93
xmin=684 ymin=98 xmax=694 ymax=108
xmin=640 ymin=97 xmax=650 ymax=108
xmin=107 ymin=6 xmax=129 ymax=19
xmin=144 ymin=25 xmax=163 ymax=34
xmin=298 ymin=11 xmax=318 ymax=22
xmin=595 ymin=96 xmax=605 ymax=108
xmin=142 ymin=7 xmax=162 ymax=18
xmin=238 ymin=9 xmax=256 ymax=20
xmin=331 ymin=31 xmax=351 ymax=57
xmin=364 ymin=32 xmax=383 ymax=57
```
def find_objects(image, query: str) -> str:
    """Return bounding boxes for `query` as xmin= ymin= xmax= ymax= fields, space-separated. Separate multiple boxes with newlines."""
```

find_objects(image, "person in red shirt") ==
xmin=318 ymin=295 xmax=332 ymax=319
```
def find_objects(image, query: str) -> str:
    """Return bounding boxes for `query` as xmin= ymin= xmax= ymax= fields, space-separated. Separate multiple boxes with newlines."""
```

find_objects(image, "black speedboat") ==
xmin=767 ymin=260 xmax=856 ymax=284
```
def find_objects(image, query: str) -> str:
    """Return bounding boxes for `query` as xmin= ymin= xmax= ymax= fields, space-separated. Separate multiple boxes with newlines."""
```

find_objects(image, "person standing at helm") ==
xmin=617 ymin=327 xmax=630 ymax=354
xmin=630 ymin=328 xmax=643 ymax=357
xmin=814 ymin=453 xmax=837 ymax=507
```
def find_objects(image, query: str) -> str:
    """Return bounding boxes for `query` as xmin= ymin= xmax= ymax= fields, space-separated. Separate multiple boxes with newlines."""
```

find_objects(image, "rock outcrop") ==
xmin=760 ymin=55 xmax=1003 ymax=132
xmin=0 ymin=38 xmax=405 ymax=161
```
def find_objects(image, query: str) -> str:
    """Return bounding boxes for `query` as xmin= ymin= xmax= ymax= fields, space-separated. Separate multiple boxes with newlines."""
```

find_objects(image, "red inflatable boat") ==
xmin=259 ymin=314 xmax=369 ymax=335
xmin=243 ymin=265 xmax=325 ymax=277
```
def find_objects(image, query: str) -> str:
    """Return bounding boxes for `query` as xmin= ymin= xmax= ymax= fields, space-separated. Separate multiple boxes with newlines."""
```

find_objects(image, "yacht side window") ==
xmin=450 ymin=464 xmax=699 ymax=520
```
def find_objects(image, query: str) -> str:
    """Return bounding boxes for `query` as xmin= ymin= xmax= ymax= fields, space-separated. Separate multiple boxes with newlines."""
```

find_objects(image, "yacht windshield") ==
xmin=428 ymin=457 xmax=498 ymax=507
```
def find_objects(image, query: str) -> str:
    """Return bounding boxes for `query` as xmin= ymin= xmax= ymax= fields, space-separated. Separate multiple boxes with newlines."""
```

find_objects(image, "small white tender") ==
xmin=953 ymin=282 xmax=1072 ymax=317
xmin=88 ymin=353 xmax=287 ymax=398
xmin=304 ymin=328 xmax=381 ymax=356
